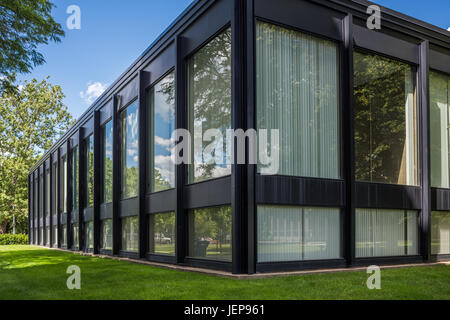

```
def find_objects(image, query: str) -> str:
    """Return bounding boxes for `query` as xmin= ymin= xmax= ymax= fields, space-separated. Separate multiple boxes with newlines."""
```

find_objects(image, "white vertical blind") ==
xmin=257 ymin=206 xmax=341 ymax=262
xmin=355 ymin=208 xmax=418 ymax=257
xmin=404 ymin=68 xmax=416 ymax=186
xmin=256 ymin=22 xmax=339 ymax=178
xmin=431 ymin=211 xmax=450 ymax=255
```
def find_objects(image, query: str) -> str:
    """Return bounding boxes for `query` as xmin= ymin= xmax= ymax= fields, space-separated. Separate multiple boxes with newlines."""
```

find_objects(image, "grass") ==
xmin=0 ymin=245 xmax=449 ymax=300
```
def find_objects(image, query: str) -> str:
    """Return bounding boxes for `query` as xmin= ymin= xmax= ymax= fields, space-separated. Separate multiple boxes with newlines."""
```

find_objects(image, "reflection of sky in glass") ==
xmin=104 ymin=121 xmax=113 ymax=161
xmin=122 ymin=101 xmax=139 ymax=169
xmin=153 ymin=72 xmax=175 ymax=189
xmin=102 ymin=121 xmax=113 ymax=203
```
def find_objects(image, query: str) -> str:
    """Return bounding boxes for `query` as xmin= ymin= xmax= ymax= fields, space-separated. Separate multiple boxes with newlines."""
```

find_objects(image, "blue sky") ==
xmin=18 ymin=0 xmax=450 ymax=120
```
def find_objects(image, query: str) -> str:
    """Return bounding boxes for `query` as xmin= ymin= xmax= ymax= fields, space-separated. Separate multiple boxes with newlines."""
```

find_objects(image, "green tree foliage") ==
xmin=0 ymin=0 xmax=64 ymax=92
xmin=0 ymin=77 xmax=73 ymax=234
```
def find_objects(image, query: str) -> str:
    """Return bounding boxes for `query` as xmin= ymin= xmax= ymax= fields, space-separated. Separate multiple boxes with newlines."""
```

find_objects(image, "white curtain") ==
xmin=356 ymin=208 xmax=418 ymax=257
xmin=430 ymin=71 xmax=450 ymax=188
xmin=431 ymin=211 xmax=450 ymax=255
xmin=256 ymin=22 xmax=339 ymax=178
xmin=257 ymin=206 xmax=341 ymax=262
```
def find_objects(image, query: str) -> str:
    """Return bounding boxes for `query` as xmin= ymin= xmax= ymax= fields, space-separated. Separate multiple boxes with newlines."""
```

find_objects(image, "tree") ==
xmin=0 ymin=77 xmax=73 ymax=234
xmin=0 ymin=0 xmax=64 ymax=93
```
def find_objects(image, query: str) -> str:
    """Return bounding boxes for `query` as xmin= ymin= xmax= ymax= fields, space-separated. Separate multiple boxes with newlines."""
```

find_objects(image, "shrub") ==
xmin=0 ymin=234 xmax=28 ymax=245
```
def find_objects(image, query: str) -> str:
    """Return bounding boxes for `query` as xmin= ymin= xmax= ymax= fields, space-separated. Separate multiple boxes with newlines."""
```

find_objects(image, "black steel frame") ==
xmin=27 ymin=0 xmax=450 ymax=274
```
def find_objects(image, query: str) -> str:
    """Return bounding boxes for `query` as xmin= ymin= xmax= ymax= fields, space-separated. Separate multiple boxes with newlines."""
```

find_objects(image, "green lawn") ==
xmin=0 ymin=245 xmax=449 ymax=300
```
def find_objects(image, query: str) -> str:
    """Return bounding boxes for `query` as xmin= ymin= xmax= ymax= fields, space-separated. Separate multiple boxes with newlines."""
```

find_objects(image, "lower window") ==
xmin=257 ymin=206 xmax=341 ymax=262
xmin=100 ymin=219 xmax=113 ymax=250
xmin=149 ymin=212 xmax=175 ymax=256
xmin=53 ymin=225 xmax=58 ymax=246
xmin=431 ymin=211 xmax=450 ymax=255
xmin=61 ymin=225 xmax=67 ymax=246
xmin=71 ymin=223 xmax=79 ymax=249
xmin=188 ymin=206 xmax=232 ymax=262
xmin=39 ymin=227 xmax=43 ymax=245
xmin=45 ymin=227 xmax=50 ymax=245
xmin=121 ymin=216 xmax=138 ymax=252
xmin=85 ymin=221 xmax=94 ymax=250
xmin=355 ymin=208 xmax=418 ymax=257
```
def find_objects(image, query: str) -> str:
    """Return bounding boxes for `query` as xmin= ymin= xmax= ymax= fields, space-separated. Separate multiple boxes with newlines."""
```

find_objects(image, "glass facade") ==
xmin=257 ymin=206 xmax=341 ymax=262
xmin=188 ymin=28 xmax=232 ymax=183
xmin=431 ymin=211 xmax=450 ymax=255
xmin=100 ymin=219 xmax=113 ymax=250
xmin=85 ymin=221 xmax=94 ymax=250
xmin=256 ymin=22 xmax=340 ymax=178
xmin=188 ymin=206 xmax=232 ymax=261
xmin=53 ymin=225 xmax=58 ymax=246
xmin=86 ymin=135 xmax=94 ymax=208
xmin=121 ymin=216 xmax=139 ymax=252
xmin=72 ymin=147 xmax=79 ymax=211
xmin=355 ymin=209 xmax=418 ymax=257
xmin=45 ymin=169 xmax=50 ymax=218
xmin=62 ymin=155 xmax=68 ymax=213
xmin=102 ymin=121 xmax=113 ymax=204
xmin=430 ymin=71 xmax=450 ymax=188
xmin=354 ymin=51 xmax=417 ymax=185
xmin=71 ymin=222 xmax=79 ymax=249
xmin=61 ymin=224 xmax=67 ymax=247
xmin=148 ymin=72 xmax=176 ymax=192
xmin=149 ymin=212 xmax=175 ymax=255
xmin=120 ymin=101 xmax=139 ymax=200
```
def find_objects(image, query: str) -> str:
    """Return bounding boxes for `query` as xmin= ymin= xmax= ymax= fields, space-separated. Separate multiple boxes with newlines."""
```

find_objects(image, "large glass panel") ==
xmin=85 ymin=221 xmax=94 ymax=250
xmin=85 ymin=135 xmax=94 ymax=208
xmin=430 ymin=71 xmax=450 ymax=188
xmin=53 ymin=162 xmax=58 ymax=215
xmin=431 ymin=211 xmax=450 ymax=255
xmin=355 ymin=208 xmax=418 ymax=257
xmin=102 ymin=121 xmax=113 ymax=203
xmin=121 ymin=216 xmax=138 ymax=252
xmin=45 ymin=226 xmax=50 ymax=245
xmin=188 ymin=206 xmax=232 ymax=261
xmin=71 ymin=222 xmax=79 ymax=249
xmin=100 ymin=219 xmax=113 ymax=250
xmin=354 ymin=51 xmax=417 ymax=185
xmin=257 ymin=206 xmax=341 ymax=262
xmin=256 ymin=22 xmax=339 ymax=178
xmin=61 ymin=224 xmax=67 ymax=247
xmin=53 ymin=225 xmax=58 ymax=246
xmin=39 ymin=227 xmax=43 ymax=245
xmin=188 ymin=28 xmax=232 ymax=183
xmin=39 ymin=174 xmax=43 ymax=219
xmin=62 ymin=155 xmax=68 ymax=213
xmin=149 ymin=212 xmax=175 ymax=255
xmin=72 ymin=147 xmax=79 ymax=211
xmin=148 ymin=72 xmax=176 ymax=192
xmin=120 ymin=101 xmax=139 ymax=199
xmin=45 ymin=169 xmax=50 ymax=218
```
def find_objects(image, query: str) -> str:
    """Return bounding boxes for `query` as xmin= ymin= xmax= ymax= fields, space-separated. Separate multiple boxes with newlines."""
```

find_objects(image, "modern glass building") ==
xmin=28 ymin=0 xmax=450 ymax=274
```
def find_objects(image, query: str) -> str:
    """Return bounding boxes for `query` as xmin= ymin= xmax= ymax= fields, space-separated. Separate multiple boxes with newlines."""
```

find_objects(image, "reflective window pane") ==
xmin=85 ymin=221 xmax=94 ymax=249
xmin=121 ymin=216 xmax=138 ymax=252
xmin=62 ymin=155 xmax=68 ymax=213
xmin=188 ymin=28 xmax=232 ymax=183
xmin=72 ymin=147 xmax=79 ymax=210
xmin=188 ymin=206 xmax=232 ymax=261
xmin=355 ymin=208 xmax=418 ymax=257
xmin=431 ymin=211 xmax=450 ymax=255
xmin=256 ymin=22 xmax=340 ymax=178
xmin=102 ymin=121 xmax=113 ymax=203
xmin=100 ymin=219 xmax=113 ymax=250
xmin=85 ymin=135 xmax=94 ymax=207
xmin=257 ymin=206 xmax=341 ymax=262
xmin=149 ymin=72 xmax=176 ymax=192
xmin=61 ymin=224 xmax=67 ymax=247
xmin=120 ymin=102 xmax=139 ymax=199
xmin=45 ymin=169 xmax=50 ymax=218
xmin=149 ymin=212 xmax=175 ymax=255
xmin=354 ymin=51 xmax=417 ymax=185
xmin=71 ymin=222 xmax=79 ymax=250
xmin=430 ymin=71 xmax=450 ymax=188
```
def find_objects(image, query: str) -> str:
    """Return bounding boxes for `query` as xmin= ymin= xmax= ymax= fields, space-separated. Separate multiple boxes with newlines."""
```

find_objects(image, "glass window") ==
xmin=256 ymin=22 xmax=340 ymax=178
xmin=39 ymin=227 xmax=43 ymax=245
xmin=72 ymin=147 xmax=79 ymax=211
xmin=149 ymin=212 xmax=175 ymax=255
xmin=188 ymin=206 xmax=232 ymax=261
xmin=102 ymin=121 xmax=113 ymax=203
xmin=100 ymin=219 xmax=113 ymax=250
xmin=430 ymin=71 xmax=450 ymax=188
xmin=45 ymin=169 xmax=50 ymax=218
xmin=39 ymin=174 xmax=43 ymax=218
xmin=53 ymin=225 xmax=58 ymax=246
xmin=188 ymin=28 xmax=232 ymax=183
xmin=354 ymin=51 xmax=417 ymax=185
xmin=431 ymin=211 xmax=450 ymax=255
xmin=355 ymin=208 xmax=418 ymax=257
xmin=148 ymin=72 xmax=176 ymax=192
xmin=61 ymin=224 xmax=67 ymax=247
xmin=62 ymin=155 xmax=68 ymax=213
xmin=257 ymin=206 xmax=341 ymax=262
xmin=53 ymin=162 xmax=58 ymax=215
xmin=71 ymin=222 xmax=79 ymax=249
xmin=85 ymin=135 xmax=94 ymax=207
xmin=85 ymin=221 xmax=94 ymax=250
xmin=45 ymin=226 xmax=50 ymax=245
xmin=121 ymin=216 xmax=138 ymax=252
xmin=120 ymin=101 xmax=139 ymax=199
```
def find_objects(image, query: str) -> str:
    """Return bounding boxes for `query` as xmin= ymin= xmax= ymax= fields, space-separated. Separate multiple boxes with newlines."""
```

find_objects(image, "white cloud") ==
xmin=448 ymin=27 xmax=450 ymax=32
xmin=155 ymin=136 xmax=174 ymax=148
xmin=80 ymin=81 xmax=108 ymax=104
